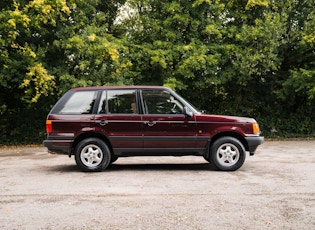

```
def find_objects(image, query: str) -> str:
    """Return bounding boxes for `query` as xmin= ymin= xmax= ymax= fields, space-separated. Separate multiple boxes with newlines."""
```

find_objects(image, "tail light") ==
xmin=46 ymin=120 xmax=52 ymax=133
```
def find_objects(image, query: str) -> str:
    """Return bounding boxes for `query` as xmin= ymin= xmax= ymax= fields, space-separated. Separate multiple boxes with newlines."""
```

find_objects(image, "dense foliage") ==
xmin=1 ymin=0 xmax=314 ymax=144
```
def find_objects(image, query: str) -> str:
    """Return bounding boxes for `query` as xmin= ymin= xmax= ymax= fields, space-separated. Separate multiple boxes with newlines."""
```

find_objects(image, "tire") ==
xmin=210 ymin=137 xmax=246 ymax=171
xmin=75 ymin=138 xmax=111 ymax=172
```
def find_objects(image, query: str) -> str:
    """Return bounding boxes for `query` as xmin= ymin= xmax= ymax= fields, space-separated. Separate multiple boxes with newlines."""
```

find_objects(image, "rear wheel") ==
xmin=210 ymin=137 xmax=246 ymax=171
xmin=75 ymin=138 xmax=111 ymax=172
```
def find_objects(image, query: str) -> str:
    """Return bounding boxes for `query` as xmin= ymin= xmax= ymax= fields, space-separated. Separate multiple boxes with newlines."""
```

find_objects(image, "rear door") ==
xmin=94 ymin=89 xmax=143 ymax=154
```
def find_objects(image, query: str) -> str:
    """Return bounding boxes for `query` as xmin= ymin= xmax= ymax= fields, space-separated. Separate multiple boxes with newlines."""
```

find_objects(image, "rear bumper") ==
xmin=245 ymin=136 xmax=264 ymax=155
xmin=43 ymin=140 xmax=72 ymax=155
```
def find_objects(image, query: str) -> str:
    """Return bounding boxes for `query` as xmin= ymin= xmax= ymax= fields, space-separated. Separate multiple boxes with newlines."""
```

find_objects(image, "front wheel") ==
xmin=210 ymin=137 xmax=246 ymax=171
xmin=75 ymin=138 xmax=111 ymax=172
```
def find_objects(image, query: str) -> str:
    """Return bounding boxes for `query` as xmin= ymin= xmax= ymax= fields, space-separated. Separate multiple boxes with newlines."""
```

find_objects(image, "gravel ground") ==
xmin=0 ymin=141 xmax=314 ymax=230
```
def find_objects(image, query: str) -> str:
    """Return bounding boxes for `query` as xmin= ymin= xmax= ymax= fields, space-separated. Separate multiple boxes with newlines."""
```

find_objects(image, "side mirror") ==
xmin=184 ymin=107 xmax=193 ymax=117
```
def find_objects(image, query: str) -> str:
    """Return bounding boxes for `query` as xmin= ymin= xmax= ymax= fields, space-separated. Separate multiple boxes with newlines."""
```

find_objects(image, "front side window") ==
xmin=142 ymin=90 xmax=184 ymax=114
xmin=59 ymin=91 xmax=97 ymax=114
xmin=98 ymin=90 xmax=137 ymax=114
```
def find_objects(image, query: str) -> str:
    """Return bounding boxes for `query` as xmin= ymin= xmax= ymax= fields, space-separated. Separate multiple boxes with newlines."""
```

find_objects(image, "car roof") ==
xmin=71 ymin=86 xmax=169 ymax=91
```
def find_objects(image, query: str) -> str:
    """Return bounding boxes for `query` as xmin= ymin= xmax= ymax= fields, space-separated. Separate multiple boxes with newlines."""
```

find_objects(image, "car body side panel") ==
xmin=94 ymin=114 xmax=143 ymax=149
xmin=44 ymin=114 xmax=95 ymax=154
xmin=142 ymin=114 xmax=198 ymax=149
xmin=48 ymin=114 xmax=95 ymax=138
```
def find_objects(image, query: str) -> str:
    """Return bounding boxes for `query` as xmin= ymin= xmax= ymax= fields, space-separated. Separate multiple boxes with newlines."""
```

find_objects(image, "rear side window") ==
xmin=58 ymin=91 xmax=98 ymax=114
xmin=98 ymin=90 xmax=137 ymax=114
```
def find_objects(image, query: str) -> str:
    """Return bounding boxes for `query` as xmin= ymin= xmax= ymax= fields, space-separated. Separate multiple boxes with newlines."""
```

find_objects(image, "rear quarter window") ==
xmin=56 ymin=91 xmax=98 ymax=114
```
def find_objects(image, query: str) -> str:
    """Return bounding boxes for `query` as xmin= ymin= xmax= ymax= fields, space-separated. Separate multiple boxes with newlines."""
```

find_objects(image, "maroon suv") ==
xmin=43 ymin=86 xmax=264 ymax=172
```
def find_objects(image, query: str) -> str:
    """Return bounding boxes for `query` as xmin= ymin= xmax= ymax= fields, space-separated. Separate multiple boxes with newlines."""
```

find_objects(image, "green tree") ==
xmin=0 ymin=0 xmax=130 ymax=144
xmin=116 ymin=0 xmax=283 ymax=107
xmin=0 ymin=1 xmax=69 ymax=107
xmin=0 ymin=0 xmax=72 ymax=144
xmin=117 ymin=0 xmax=315 ymax=136
xmin=1 ymin=0 xmax=314 ymax=144
xmin=49 ymin=0 xmax=135 ymax=95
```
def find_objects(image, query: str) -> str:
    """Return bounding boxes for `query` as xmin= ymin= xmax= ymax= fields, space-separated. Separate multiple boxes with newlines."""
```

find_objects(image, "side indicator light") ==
xmin=46 ymin=120 xmax=52 ymax=133
xmin=253 ymin=123 xmax=260 ymax=134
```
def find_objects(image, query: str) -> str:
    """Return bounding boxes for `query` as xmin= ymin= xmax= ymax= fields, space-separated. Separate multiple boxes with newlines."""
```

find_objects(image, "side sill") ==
xmin=113 ymin=148 xmax=205 ymax=156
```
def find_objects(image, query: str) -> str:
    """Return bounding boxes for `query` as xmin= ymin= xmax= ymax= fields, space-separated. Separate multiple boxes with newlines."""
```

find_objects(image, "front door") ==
xmin=141 ymin=89 xmax=197 ymax=153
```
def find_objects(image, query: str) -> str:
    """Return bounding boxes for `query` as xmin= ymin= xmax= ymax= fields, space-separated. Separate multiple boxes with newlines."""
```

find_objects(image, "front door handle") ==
xmin=96 ymin=120 xmax=108 ymax=126
xmin=144 ymin=121 xmax=156 ymax=127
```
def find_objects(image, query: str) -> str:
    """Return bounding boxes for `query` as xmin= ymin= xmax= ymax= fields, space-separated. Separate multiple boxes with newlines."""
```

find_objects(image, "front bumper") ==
xmin=245 ymin=136 xmax=264 ymax=155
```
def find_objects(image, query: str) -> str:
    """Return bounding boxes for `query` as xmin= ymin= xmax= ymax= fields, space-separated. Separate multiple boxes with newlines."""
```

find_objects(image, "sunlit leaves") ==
xmin=0 ymin=0 xmax=73 ymax=106
xmin=58 ymin=28 xmax=128 ymax=90
xmin=20 ymin=63 xmax=55 ymax=103
xmin=245 ymin=0 xmax=269 ymax=10
xmin=25 ymin=0 xmax=71 ymax=26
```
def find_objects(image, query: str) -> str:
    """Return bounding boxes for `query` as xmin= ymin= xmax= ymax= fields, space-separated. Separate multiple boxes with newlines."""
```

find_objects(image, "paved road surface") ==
xmin=0 ymin=141 xmax=314 ymax=229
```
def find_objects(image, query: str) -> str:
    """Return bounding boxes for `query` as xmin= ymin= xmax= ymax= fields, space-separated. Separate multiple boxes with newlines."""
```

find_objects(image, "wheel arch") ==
xmin=206 ymin=131 xmax=248 ymax=158
xmin=70 ymin=132 xmax=113 ymax=157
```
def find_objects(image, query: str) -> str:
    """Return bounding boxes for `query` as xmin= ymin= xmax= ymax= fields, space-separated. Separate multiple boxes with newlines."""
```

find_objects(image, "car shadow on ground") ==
xmin=48 ymin=162 xmax=217 ymax=172
xmin=108 ymin=162 xmax=216 ymax=171
xmin=47 ymin=164 xmax=80 ymax=172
